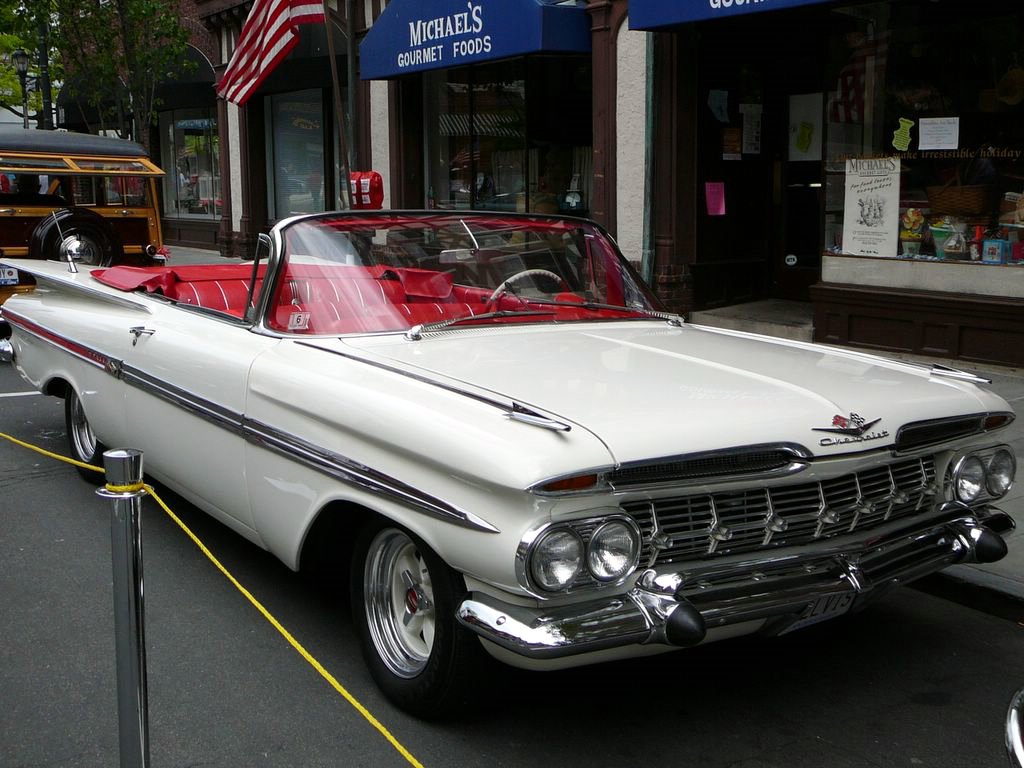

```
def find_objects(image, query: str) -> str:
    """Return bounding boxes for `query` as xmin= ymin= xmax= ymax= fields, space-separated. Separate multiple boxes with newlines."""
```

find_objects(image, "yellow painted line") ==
xmin=1 ymin=430 xmax=425 ymax=768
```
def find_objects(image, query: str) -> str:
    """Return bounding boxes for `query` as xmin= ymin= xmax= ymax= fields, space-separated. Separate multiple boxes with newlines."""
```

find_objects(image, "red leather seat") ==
xmin=165 ymin=278 xmax=259 ymax=316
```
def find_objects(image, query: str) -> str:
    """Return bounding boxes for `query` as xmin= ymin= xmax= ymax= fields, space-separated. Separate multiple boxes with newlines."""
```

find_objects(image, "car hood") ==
xmin=311 ymin=321 xmax=1009 ymax=464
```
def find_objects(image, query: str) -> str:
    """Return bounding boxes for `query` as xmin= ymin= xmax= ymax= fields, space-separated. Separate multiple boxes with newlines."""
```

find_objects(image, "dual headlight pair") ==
xmin=950 ymin=447 xmax=1016 ymax=504
xmin=525 ymin=517 xmax=642 ymax=593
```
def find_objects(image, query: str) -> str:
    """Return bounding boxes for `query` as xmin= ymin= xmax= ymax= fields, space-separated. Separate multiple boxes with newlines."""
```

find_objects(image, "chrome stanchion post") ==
xmin=97 ymin=448 xmax=151 ymax=768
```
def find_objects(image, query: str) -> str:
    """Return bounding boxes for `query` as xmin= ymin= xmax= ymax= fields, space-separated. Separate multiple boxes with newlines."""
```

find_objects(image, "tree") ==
xmin=0 ymin=0 xmax=58 ymax=128
xmin=11 ymin=0 xmax=191 ymax=148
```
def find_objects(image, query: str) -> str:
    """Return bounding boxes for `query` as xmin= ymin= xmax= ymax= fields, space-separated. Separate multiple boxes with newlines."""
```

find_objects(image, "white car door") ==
xmin=119 ymin=303 xmax=278 ymax=539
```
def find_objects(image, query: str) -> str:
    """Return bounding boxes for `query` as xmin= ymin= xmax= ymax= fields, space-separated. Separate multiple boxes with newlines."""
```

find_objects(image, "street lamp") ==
xmin=12 ymin=48 xmax=29 ymax=129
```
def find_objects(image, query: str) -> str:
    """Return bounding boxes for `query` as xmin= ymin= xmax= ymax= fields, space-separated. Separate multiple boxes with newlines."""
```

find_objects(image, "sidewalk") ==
xmin=167 ymin=245 xmax=232 ymax=264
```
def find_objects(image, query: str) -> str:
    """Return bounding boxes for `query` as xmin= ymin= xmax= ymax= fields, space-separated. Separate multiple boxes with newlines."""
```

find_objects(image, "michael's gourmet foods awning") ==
xmin=360 ymin=0 xmax=591 ymax=80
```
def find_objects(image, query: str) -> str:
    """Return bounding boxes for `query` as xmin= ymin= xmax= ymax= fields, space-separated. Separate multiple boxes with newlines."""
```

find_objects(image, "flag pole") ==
xmin=323 ymin=0 xmax=352 ymax=209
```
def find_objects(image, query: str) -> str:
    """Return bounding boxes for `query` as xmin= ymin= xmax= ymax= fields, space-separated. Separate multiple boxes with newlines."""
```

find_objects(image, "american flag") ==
xmin=217 ymin=0 xmax=325 ymax=106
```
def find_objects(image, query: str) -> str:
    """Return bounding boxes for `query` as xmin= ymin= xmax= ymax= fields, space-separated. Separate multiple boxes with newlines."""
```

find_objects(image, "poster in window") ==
xmin=788 ymin=93 xmax=822 ymax=161
xmin=841 ymin=157 xmax=901 ymax=257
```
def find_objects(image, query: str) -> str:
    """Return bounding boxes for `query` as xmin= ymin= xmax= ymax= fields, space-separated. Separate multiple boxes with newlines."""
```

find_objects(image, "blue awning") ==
xmin=628 ymin=0 xmax=832 ymax=31
xmin=359 ymin=0 xmax=591 ymax=80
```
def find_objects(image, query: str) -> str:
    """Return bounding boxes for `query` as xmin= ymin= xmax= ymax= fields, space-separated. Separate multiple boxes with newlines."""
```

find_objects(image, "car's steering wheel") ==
xmin=486 ymin=269 xmax=568 ymax=306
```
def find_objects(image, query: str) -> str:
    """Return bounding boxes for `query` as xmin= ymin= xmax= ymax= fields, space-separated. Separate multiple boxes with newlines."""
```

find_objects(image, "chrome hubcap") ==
xmin=364 ymin=529 xmax=435 ymax=678
xmin=69 ymin=393 xmax=97 ymax=461
xmin=59 ymin=234 xmax=101 ymax=265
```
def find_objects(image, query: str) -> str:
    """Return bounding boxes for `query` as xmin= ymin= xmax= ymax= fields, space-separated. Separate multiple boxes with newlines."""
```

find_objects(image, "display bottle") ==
xmin=969 ymin=226 xmax=984 ymax=261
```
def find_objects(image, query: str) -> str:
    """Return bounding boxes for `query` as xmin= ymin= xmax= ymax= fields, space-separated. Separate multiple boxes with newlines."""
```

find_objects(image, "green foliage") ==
xmin=55 ymin=0 xmax=192 ymax=147
xmin=0 ymin=0 xmax=59 ymax=126
xmin=3 ymin=0 xmax=191 ymax=146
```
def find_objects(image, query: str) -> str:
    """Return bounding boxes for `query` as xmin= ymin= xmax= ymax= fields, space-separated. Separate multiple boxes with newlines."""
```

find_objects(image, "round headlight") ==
xmin=587 ymin=520 xmax=640 ymax=581
xmin=986 ymin=449 xmax=1016 ymax=498
xmin=954 ymin=455 xmax=986 ymax=503
xmin=530 ymin=529 xmax=583 ymax=591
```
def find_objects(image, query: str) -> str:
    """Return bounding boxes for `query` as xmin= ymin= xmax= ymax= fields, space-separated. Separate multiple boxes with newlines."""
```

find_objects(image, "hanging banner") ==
xmin=841 ymin=157 xmax=901 ymax=257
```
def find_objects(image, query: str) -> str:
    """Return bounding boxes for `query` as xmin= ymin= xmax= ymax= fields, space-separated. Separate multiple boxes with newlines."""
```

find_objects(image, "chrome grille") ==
xmin=623 ymin=456 xmax=937 ymax=563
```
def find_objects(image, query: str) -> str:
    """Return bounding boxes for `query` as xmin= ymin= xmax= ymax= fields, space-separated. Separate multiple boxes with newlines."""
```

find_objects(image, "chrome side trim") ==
xmin=120 ymin=364 xmax=243 ymax=434
xmin=10 ymin=320 xmax=498 ymax=533
xmin=244 ymin=418 xmax=499 ymax=533
xmin=4 ymin=310 xmax=116 ymax=372
xmin=930 ymin=363 xmax=991 ymax=384
xmin=508 ymin=402 xmax=572 ymax=432
xmin=296 ymin=340 xmax=575 ymax=433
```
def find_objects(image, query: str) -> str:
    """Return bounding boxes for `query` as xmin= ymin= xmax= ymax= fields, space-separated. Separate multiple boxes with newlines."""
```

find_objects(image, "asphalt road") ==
xmin=2 ymin=360 xmax=1023 ymax=768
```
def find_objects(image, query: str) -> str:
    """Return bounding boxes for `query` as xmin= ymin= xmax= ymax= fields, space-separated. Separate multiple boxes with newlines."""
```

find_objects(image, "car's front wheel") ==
xmin=351 ymin=520 xmax=485 ymax=718
xmin=65 ymin=388 xmax=106 ymax=481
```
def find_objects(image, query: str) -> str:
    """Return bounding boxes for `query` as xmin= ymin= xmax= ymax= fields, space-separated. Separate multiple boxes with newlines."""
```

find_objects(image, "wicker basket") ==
xmin=925 ymin=183 xmax=994 ymax=217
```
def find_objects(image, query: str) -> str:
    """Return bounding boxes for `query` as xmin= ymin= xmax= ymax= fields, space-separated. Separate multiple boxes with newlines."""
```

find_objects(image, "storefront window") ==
xmin=423 ymin=56 xmax=592 ymax=216
xmin=266 ymin=89 xmax=326 ymax=220
xmin=825 ymin=1 xmax=1024 ymax=265
xmin=159 ymin=109 xmax=220 ymax=219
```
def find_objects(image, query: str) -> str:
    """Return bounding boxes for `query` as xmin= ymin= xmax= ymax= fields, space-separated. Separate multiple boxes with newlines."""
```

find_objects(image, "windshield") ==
xmin=265 ymin=213 xmax=661 ymax=335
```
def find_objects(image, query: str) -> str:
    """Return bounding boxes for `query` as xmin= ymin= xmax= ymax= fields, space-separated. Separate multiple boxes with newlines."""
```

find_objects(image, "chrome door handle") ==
xmin=129 ymin=326 xmax=155 ymax=345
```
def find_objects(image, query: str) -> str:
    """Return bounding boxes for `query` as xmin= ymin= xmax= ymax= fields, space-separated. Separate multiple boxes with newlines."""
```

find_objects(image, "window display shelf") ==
xmin=822 ymin=252 xmax=1024 ymax=299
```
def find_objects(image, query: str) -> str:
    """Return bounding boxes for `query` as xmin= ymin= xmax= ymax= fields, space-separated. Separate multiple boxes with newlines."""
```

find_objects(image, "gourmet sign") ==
xmin=360 ymin=0 xmax=590 ymax=80
xmin=397 ymin=3 xmax=492 ymax=71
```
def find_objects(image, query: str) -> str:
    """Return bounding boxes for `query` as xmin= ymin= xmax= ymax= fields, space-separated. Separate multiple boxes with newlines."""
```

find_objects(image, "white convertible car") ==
xmin=0 ymin=211 xmax=1017 ymax=716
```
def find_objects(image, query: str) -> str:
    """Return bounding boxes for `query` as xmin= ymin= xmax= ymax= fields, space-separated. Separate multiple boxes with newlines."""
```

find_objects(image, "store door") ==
xmin=694 ymin=11 xmax=827 ymax=307
xmin=773 ymin=102 xmax=825 ymax=301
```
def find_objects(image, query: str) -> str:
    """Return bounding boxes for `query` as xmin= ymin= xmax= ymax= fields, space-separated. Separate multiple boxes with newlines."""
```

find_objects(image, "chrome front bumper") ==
xmin=456 ymin=503 xmax=1014 ymax=660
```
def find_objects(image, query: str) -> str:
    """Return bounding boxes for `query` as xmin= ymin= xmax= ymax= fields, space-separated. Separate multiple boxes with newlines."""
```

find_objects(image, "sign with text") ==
xmin=629 ymin=0 xmax=831 ymax=30
xmin=841 ymin=157 xmax=901 ymax=257
xmin=360 ymin=0 xmax=590 ymax=80
xmin=918 ymin=117 xmax=960 ymax=151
